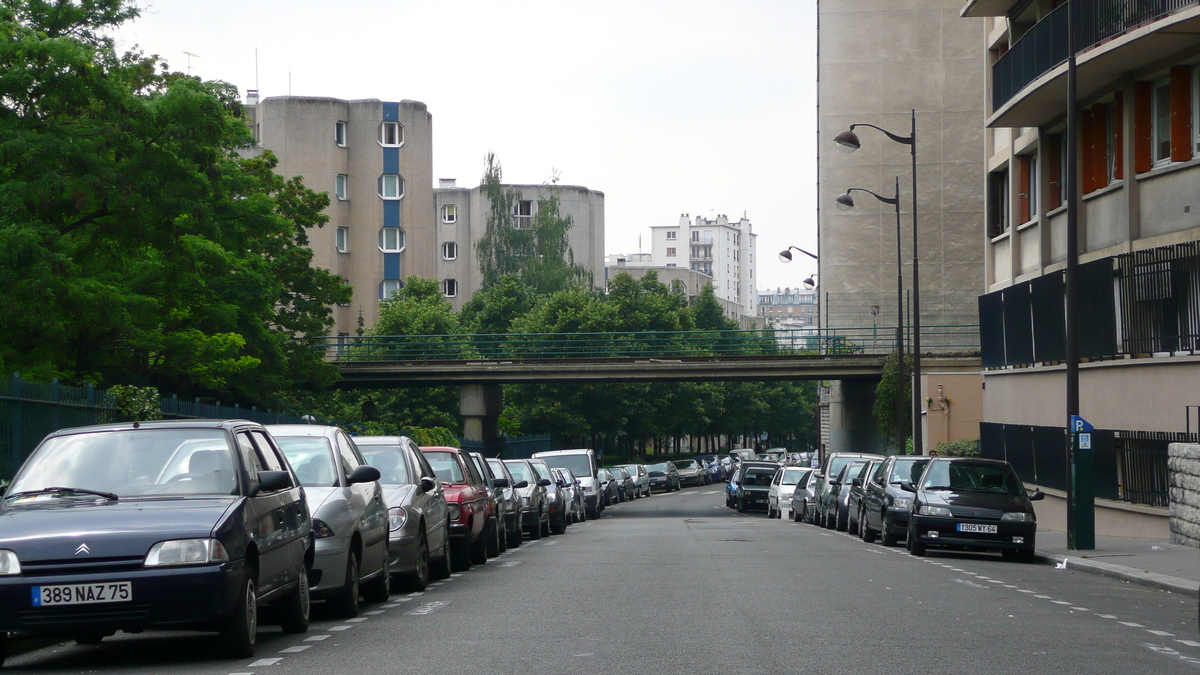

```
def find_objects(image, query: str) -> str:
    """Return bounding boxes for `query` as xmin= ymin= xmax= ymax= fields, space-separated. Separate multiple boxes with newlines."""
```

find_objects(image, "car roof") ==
xmin=532 ymin=449 xmax=594 ymax=457
xmin=265 ymin=424 xmax=341 ymax=438
xmin=45 ymin=419 xmax=255 ymax=438
xmin=932 ymin=457 xmax=1009 ymax=465
xmin=354 ymin=435 xmax=415 ymax=445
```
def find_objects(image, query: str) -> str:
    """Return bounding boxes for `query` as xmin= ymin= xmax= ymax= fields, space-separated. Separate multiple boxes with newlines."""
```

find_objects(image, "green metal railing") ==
xmin=317 ymin=326 xmax=981 ymax=363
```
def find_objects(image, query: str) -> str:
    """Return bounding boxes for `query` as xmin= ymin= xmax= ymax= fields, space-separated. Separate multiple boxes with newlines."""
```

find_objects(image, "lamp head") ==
xmin=779 ymin=249 xmax=793 ymax=263
xmin=834 ymin=129 xmax=861 ymax=153
xmin=834 ymin=192 xmax=855 ymax=211
xmin=803 ymin=276 xmax=816 ymax=290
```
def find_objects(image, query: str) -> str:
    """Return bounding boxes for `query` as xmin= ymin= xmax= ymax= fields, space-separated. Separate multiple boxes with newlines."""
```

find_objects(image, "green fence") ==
xmin=1 ymin=374 xmax=315 ymax=482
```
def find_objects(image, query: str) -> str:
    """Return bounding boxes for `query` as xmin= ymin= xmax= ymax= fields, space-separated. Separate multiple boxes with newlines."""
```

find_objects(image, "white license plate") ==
xmin=32 ymin=582 xmax=132 ymax=607
xmin=956 ymin=523 xmax=999 ymax=534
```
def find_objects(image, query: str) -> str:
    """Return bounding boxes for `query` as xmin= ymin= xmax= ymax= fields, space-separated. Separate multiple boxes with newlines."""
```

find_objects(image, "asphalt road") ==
xmin=6 ymin=486 xmax=1198 ymax=674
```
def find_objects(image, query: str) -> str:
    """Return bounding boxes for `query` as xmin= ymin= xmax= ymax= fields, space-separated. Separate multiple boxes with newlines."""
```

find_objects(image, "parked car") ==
xmin=468 ymin=452 xmax=508 ymax=556
xmin=904 ymin=458 xmax=1044 ymax=561
xmin=735 ymin=463 xmax=778 ymax=512
xmin=825 ymin=459 xmax=869 ymax=531
xmin=729 ymin=449 xmax=757 ymax=462
xmin=811 ymin=452 xmax=883 ymax=528
xmin=529 ymin=459 xmax=568 ymax=535
xmin=615 ymin=463 xmax=651 ymax=498
xmin=552 ymin=468 xmax=585 ymax=523
xmin=860 ymin=455 xmax=930 ymax=546
xmin=793 ymin=469 xmax=821 ymax=523
xmin=0 ymin=420 xmax=312 ymax=658
xmin=421 ymin=447 xmax=494 ymax=570
xmin=269 ymin=425 xmax=390 ymax=617
xmin=759 ymin=449 xmax=786 ymax=464
xmin=672 ymin=459 xmax=706 ymax=487
xmin=846 ymin=459 xmax=883 ymax=536
xmin=767 ymin=466 xmax=812 ymax=519
xmin=504 ymin=459 xmax=549 ymax=540
xmin=596 ymin=467 xmax=620 ymax=506
xmin=533 ymin=449 xmax=602 ymax=519
xmin=609 ymin=466 xmax=637 ymax=500
xmin=355 ymin=435 xmax=453 ymax=590
xmin=728 ymin=460 xmax=778 ymax=508
xmin=486 ymin=457 xmax=527 ymax=549
xmin=646 ymin=462 xmax=680 ymax=492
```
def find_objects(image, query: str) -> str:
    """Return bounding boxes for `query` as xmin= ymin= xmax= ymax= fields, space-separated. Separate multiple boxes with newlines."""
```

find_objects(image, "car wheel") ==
xmin=737 ymin=497 xmax=746 ymax=513
xmin=551 ymin=511 xmax=567 ymax=535
xmin=486 ymin=518 xmax=501 ymax=558
xmin=0 ymin=632 xmax=7 ymax=668
xmin=528 ymin=513 xmax=542 ymax=540
xmin=880 ymin=514 xmax=898 ymax=547
xmin=278 ymin=565 xmax=311 ymax=633
xmin=498 ymin=517 xmax=509 ymax=552
xmin=220 ymin=570 xmax=257 ymax=658
xmin=909 ymin=527 xmax=926 ymax=556
xmin=362 ymin=554 xmax=391 ymax=604
xmin=766 ymin=504 xmax=775 ymax=519
xmin=836 ymin=506 xmax=848 ymax=532
xmin=404 ymin=531 xmax=431 ymax=591
xmin=793 ymin=503 xmax=803 ymax=522
xmin=471 ymin=525 xmax=489 ymax=565
xmin=329 ymin=552 xmax=361 ymax=618
xmin=848 ymin=508 xmax=859 ymax=535
xmin=540 ymin=514 xmax=551 ymax=537
xmin=862 ymin=511 xmax=878 ymax=544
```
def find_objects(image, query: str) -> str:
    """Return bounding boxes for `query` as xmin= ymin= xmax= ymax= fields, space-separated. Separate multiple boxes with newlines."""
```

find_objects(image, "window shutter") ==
xmin=1091 ymin=103 xmax=1108 ymax=189
xmin=1170 ymin=65 xmax=1192 ymax=162
xmin=1045 ymin=135 xmax=1062 ymax=207
xmin=1113 ymin=91 xmax=1124 ymax=180
xmin=1080 ymin=109 xmax=1096 ymax=194
xmin=1015 ymin=155 xmax=1030 ymax=224
xmin=1134 ymin=81 xmax=1153 ymax=172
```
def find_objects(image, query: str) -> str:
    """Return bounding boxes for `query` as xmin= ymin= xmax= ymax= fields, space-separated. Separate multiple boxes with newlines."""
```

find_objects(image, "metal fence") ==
xmin=824 ymin=291 xmax=980 ymax=353
xmin=459 ymin=434 xmax=553 ymax=459
xmin=1 ymin=374 xmax=314 ymax=481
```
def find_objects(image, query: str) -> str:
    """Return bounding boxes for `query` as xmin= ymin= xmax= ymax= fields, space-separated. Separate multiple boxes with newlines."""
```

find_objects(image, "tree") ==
xmin=692 ymin=284 xmax=738 ymax=331
xmin=459 ymin=274 xmax=536 ymax=335
xmin=873 ymin=353 xmax=912 ymax=453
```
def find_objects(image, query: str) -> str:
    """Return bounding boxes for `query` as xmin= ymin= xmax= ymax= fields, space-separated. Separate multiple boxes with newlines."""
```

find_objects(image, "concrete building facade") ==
xmin=757 ymin=286 xmax=819 ymax=330
xmin=647 ymin=213 xmax=759 ymax=323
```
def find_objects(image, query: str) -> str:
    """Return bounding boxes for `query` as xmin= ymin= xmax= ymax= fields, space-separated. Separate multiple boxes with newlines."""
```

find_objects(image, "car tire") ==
xmin=540 ymin=515 xmax=551 ymax=538
xmin=278 ymin=566 xmax=311 ymax=634
xmin=507 ymin=518 xmax=523 ymax=548
xmin=329 ymin=552 xmax=361 ymax=618
xmin=498 ymin=516 xmax=509 ymax=552
xmin=486 ymin=518 xmax=501 ymax=558
xmin=848 ymin=508 xmax=859 ymax=535
xmin=794 ymin=503 xmax=803 ymax=522
xmin=737 ymin=497 xmax=746 ymax=513
xmin=451 ymin=537 xmax=472 ymax=571
xmin=551 ymin=511 xmax=567 ymax=535
xmin=766 ymin=505 xmax=775 ymax=519
xmin=0 ymin=632 xmax=7 ymax=668
xmin=403 ymin=531 xmax=431 ymax=591
xmin=909 ymin=529 xmax=926 ymax=556
xmin=362 ymin=554 xmax=391 ymax=604
xmin=880 ymin=514 xmax=898 ymax=547
xmin=836 ymin=506 xmax=848 ymax=532
xmin=430 ymin=526 xmax=453 ymax=580
xmin=862 ymin=512 xmax=878 ymax=544
xmin=471 ymin=525 xmax=489 ymax=565
xmin=220 ymin=570 xmax=258 ymax=658
xmin=528 ymin=514 xmax=542 ymax=540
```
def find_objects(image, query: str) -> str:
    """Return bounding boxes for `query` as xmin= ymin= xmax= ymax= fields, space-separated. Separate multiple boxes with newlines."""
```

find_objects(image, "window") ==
xmin=442 ymin=242 xmax=458 ymax=260
xmin=1153 ymin=77 xmax=1172 ymax=164
xmin=441 ymin=204 xmax=457 ymax=223
xmin=987 ymin=169 xmax=1010 ymax=237
xmin=379 ymin=227 xmax=405 ymax=252
xmin=1045 ymin=133 xmax=1064 ymax=207
xmin=667 ymin=263 xmax=676 ymax=267
xmin=442 ymin=279 xmax=458 ymax=297
xmin=514 ymin=200 xmax=532 ymax=229
xmin=666 ymin=231 xmax=677 ymax=240
xmin=379 ymin=174 xmax=404 ymax=199
xmin=691 ymin=230 xmax=700 ymax=242
xmin=1016 ymin=154 xmax=1036 ymax=223
xmin=335 ymin=174 xmax=348 ymax=200
xmin=336 ymin=227 xmax=348 ymax=253
xmin=666 ymin=247 xmax=677 ymax=257
xmin=335 ymin=121 xmax=347 ymax=147
xmin=380 ymin=121 xmax=403 ymax=146
xmin=379 ymin=280 xmax=403 ymax=300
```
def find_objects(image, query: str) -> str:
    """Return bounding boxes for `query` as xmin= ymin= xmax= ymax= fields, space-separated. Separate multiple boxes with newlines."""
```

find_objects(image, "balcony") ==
xmin=990 ymin=0 xmax=1200 ymax=127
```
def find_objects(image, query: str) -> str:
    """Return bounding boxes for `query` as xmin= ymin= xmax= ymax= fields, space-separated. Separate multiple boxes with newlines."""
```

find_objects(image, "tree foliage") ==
xmin=872 ymin=352 xmax=912 ymax=454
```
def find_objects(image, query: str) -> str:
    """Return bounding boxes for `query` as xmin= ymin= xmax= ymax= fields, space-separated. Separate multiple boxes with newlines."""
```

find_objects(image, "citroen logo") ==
xmin=74 ymin=543 xmax=91 ymax=556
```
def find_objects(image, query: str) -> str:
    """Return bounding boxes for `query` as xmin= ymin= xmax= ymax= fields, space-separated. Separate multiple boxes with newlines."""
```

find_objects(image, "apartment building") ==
xmin=647 ymin=214 xmax=758 ymax=323
xmin=244 ymin=95 xmax=434 ymax=336
xmin=964 ymin=0 xmax=1200 ymax=538
xmin=757 ymin=286 xmax=819 ymax=330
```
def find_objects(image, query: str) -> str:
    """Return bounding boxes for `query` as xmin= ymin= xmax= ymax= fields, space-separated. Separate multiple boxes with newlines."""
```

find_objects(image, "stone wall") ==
xmin=1168 ymin=443 xmax=1200 ymax=547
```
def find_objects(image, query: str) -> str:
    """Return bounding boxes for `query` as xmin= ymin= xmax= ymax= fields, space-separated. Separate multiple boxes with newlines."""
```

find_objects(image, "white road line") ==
xmin=345 ymin=617 xmax=368 ymax=622
xmin=328 ymin=625 xmax=352 ymax=631
xmin=248 ymin=658 xmax=283 ymax=666
xmin=395 ymin=597 xmax=413 ymax=602
xmin=1119 ymin=621 xmax=1146 ymax=627
xmin=1097 ymin=614 xmax=1117 ymax=619
xmin=1003 ymin=585 xmax=1018 ymax=588
xmin=364 ymin=610 xmax=385 ymax=615
xmin=1070 ymin=607 xmax=1089 ymax=612
xmin=987 ymin=580 xmax=1004 ymax=584
xmin=1052 ymin=600 xmax=1072 ymax=605
xmin=1034 ymin=595 xmax=1053 ymax=599
xmin=1017 ymin=589 xmax=1035 ymax=593
xmin=1148 ymin=630 xmax=1176 ymax=636
xmin=1177 ymin=640 xmax=1200 ymax=647
xmin=450 ymin=573 xmax=463 ymax=577
xmin=950 ymin=568 xmax=964 ymax=572
xmin=304 ymin=635 xmax=331 ymax=642
xmin=279 ymin=646 xmax=310 ymax=653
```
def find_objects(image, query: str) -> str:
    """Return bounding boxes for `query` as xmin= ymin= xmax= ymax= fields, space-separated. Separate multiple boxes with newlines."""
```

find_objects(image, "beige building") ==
xmin=602 ymin=255 xmax=751 ymax=324
xmin=818 ymin=0 xmax=987 ymax=455
xmin=245 ymin=95 xmax=434 ymax=336
xmin=647 ymin=214 xmax=759 ymax=324
xmin=964 ymin=0 xmax=1200 ymax=538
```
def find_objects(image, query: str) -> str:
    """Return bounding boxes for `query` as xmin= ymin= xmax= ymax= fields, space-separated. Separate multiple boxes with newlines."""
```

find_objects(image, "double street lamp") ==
xmin=834 ymin=111 xmax=923 ymax=456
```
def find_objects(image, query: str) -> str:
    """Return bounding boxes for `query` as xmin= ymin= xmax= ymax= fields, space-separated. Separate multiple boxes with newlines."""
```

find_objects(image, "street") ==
xmin=5 ymin=486 xmax=1197 ymax=674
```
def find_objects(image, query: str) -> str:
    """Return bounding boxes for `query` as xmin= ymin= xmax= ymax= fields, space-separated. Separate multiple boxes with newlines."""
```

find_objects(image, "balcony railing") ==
xmin=993 ymin=0 xmax=1198 ymax=112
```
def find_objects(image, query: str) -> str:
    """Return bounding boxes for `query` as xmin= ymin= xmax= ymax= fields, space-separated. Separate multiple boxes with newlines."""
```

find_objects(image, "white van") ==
xmin=532 ymin=449 xmax=601 ymax=519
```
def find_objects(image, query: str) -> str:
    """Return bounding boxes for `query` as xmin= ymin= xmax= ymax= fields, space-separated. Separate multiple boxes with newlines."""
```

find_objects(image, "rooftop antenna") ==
xmin=638 ymin=234 xmax=642 ymax=254
xmin=255 ymin=43 xmax=259 ymax=92
xmin=183 ymin=51 xmax=200 ymax=75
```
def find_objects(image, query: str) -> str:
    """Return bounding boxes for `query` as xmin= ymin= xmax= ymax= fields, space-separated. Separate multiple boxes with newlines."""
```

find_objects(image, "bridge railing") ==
xmin=314 ymin=326 xmax=980 ymax=363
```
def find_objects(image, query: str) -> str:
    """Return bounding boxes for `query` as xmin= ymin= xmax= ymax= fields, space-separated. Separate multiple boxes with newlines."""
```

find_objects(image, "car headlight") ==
xmin=521 ymin=496 xmax=532 ymax=507
xmin=447 ymin=504 xmax=462 ymax=522
xmin=1001 ymin=511 xmax=1034 ymax=523
xmin=388 ymin=507 xmax=408 ymax=532
xmin=918 ymin=505 xmax=952 ymax=517
xmin=312 ymin=518 xmax=336 ymax=539
xmin=0 ymin=549 xmax=21 ymax=575
xmin=891 ymin=497 xmax=913 ymax=510
xmin=144 ymin=539 xmax=229 ymax=567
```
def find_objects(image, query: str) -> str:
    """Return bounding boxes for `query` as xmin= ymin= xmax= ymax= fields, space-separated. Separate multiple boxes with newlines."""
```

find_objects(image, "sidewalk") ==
xmin=1035 ymin=530 xmax=1199 ymax=597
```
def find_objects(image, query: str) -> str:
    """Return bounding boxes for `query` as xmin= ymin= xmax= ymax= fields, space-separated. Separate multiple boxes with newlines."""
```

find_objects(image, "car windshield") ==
xmin=645 ymin=463 xmax=668 ymax=474
xmin=743 ymin=469 xmax=776 ymax=486
xmin=357 ymin=446 xmax=413 ymax=485
xmin=616 ymin=465 xmax=638 ymax=476
xmin=839 ymin=461 xmax=866 ymax=480
xmin=487 ymin=459 xmax=510 ymax=481
xmin=921 ymin=461 xmax=1024 ymax=495
xmin=675 ymin=460 xmax=696 ymax=469
xmin=610 ymin=468 xmax=626 ymax=479
xmin=891 ymin=459 xmax=930 ymax=485
xmin=825 ymin=457 xmax=855 ymax=480
xmin=781 ymin=468 xmax=808 ymax=486
xmin=539 ymin=454 xmax=592 ymax=478
xmin=530 ymin=462 xmax=553 ymax=481
xmin=424 ymin=451 xmax=465 ymax=484
xmin=275 ymin=436 xmax=339 ymax=488
xmin=505 ymin=461 xmax=533 ymax=483
xmin=8 ymin=428 xmax=237 ymax=499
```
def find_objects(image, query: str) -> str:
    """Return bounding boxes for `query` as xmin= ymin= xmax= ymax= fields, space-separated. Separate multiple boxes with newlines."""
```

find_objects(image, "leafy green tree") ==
xmin=873 ymin=352 xmax=912 ymax=453
xmin=692 ymin=284 xmax=738 ymax=331
xmin=373 ymin=276 xmax=461 ymax=338
xmin=459 ymin=274 xmax=536 ymax=335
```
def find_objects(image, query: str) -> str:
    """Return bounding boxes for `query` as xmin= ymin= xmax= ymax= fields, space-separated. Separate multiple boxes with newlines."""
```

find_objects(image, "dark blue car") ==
xmin=0 ymin=420 xmax=315 ymax=663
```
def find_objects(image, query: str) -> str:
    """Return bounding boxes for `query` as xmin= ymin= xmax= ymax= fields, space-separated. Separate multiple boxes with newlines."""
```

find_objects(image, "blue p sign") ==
xmin=1070 ymin=415 xmax=1093 ymax=433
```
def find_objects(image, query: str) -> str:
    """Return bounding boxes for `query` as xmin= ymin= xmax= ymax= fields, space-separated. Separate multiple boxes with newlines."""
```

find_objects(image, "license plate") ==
xmin=956 ymin=523 xmax=998 ymax=534
xmin=32 ymin=582 xmax=132 ymax=607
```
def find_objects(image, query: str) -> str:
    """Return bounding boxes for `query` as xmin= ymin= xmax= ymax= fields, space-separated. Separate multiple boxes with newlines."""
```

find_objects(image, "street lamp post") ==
xmin=836 ymin=178 xmax=905 ymax=452
xmin=779 ymin=246 xmax=819 ymax=263
xmin=834 ymin=110 xmax=922 ymax=455
xmin=780 ymin=246 xmax=820 ymax=349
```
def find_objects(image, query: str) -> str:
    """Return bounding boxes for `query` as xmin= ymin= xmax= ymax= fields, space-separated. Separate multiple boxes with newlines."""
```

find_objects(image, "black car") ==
xmin=735 ymin=463 xmax=779 ymax=513
xmin=860 ymin=455 xmax=930 ymax=546
xmin=486 ymin=458 xmax=526 ymax=550
xmin=468 ymin=452 xmax=508 ymax=557
xmin=812 ymin=452 xmax=883 ymax=528
xmin=0 ymin=420 xmax=312 ymax=661
xmin=646 ymin=462 xmax=681 ymax=492
xmin=846 ymin=459 xmax=882 ymax=535
xmin=903 ymin=457 xmax=1044 ymax=561
xmin=824 ymin=459 xmax=869 ymax=531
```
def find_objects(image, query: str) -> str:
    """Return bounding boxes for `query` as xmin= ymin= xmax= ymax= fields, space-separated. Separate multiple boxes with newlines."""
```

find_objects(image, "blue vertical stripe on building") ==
xmin=383 ymin=146 xmax=399 ymax=174
xmin=383 ymin=102 xmax=399 ymax=122
xmin=383 ymin=200 xmax=400 ymax=228
xmin=383 ymin=253 xmax=401 ymax=280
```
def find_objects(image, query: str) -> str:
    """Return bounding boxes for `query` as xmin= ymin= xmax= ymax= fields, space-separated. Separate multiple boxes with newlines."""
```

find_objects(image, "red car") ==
xmin=420 ymin=446 xmax=495 ymax=571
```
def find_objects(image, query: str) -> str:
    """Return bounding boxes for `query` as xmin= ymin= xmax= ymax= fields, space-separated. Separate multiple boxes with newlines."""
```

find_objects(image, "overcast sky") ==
xmin=117 ymin=0 xmax=818 ymax=292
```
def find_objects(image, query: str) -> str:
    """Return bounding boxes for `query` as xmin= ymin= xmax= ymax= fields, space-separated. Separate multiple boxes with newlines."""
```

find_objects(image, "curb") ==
xmin=1034 ymin=551 xmax=1200 ymax=598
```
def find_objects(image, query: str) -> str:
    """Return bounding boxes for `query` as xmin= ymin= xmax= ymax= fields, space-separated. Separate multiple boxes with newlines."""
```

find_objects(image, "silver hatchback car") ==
xmin=268 ymin=425 xmax=391 ymax=618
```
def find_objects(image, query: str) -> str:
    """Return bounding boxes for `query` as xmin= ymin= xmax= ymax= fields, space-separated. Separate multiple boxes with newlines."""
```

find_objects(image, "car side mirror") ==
xmin=418 ymin=476 xmax=437 ymax=493
xmin=538 ymin=478 xmax=552 ymax=487
xmin=493 ymin=477 xmax=510 ymax=489
xmin=251 ymin=470 xmax=292 ymax=497
xmin=347 ymin=465 xmax=382 ymax=485
xmin=829 ymin=480 xmax=840 ymax=487
xmin=513 ymin=480 xmax=529 ymax=489
xmin=899 ymin=481 xmax=917 ymax=493
xmin=852 ymin=478 xmax=863 ymax=487
xmin=1029 ymin=490 xmax=1045 ymax=501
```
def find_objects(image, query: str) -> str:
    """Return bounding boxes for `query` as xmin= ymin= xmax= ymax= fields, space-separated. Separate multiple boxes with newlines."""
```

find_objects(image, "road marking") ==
xmin=345 ymin=617 xmax=368 ymax=622
xmin=702 ymin=490 xmax=720 ymax=495
xmin=248 ymin=658 xmax=283 ymax=666
xmin=279 ymin=646 xmax=310 ymax=653
xmin=1148 ymin=630 xmax=1176 ymax=637
xmin=1003 ymin=585 xmax=1018 ymax=588
xmin=364 ymin=610 xmax=385 ymax=615
xmin=304 ymin=635 xmax=331 ymax=642
xmin=950 ymin=568 xmax=964 ymax=572
xmin=1177 ymin=640 xmax=1200 ymax=647
xmin=1017 ymin=589 xmax=1035 ymax=593
xmin=395 ymin=597 xmax=413 ymax=602
xmin=329 ymin=625 xmax=352 ymax=631
xmin=429 ymin=582 xmax=444 ymax=586
xmin=1120 ymin=621 xmax=1146 ymax=627
xmin=407 ymin=600 xmax=450 ymax=616
xmin=987 ymin=580 xmax=1005 ymax=584
xmin=1070 ymin=607 xmax=1089 ymax=612
xmin=574 ymin=653 xmax=595 ymax=657
xmin=450 ymin=573 xmax=463 ymax=577
xmin=1052 ymin=600 xmax=1072 ymax=605
xmin=407 ymin=591 xmax=425 ymax=596
xmin=500 ymin=560 xmax=523 ymax=567
xmin=1097 ymin=614 xmax=1117 ymax=619
xmin=1034 ymin=595 xmax=1053 ymax=599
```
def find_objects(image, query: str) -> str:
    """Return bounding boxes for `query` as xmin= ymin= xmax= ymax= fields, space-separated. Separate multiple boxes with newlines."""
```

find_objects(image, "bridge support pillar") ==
xmin=460 ymin=384 xmax=502 ymax=444
xmin=827 ymin=380 xmax=884 ymax=456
